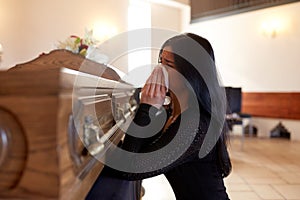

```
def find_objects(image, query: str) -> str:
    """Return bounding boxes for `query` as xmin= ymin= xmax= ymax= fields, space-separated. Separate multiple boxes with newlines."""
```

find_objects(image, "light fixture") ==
xmin=260 ymin=15 xmax=288 ymax=38
xmin=261 ymin=19 xmax=280 ymax=37
xmin=93 ymin=23 xmax=118 ymax=42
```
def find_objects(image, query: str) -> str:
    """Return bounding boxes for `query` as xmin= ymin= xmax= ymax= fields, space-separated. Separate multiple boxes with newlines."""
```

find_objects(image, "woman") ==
xmin=86 ymin=33 xmax=231 ymax=200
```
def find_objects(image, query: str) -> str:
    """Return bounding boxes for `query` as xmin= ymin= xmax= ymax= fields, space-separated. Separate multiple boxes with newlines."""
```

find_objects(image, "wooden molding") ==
xmin=242 ymin=92 xmax=300 ymax=120
xmin=191 ymin=0 xmax=300 ymax=22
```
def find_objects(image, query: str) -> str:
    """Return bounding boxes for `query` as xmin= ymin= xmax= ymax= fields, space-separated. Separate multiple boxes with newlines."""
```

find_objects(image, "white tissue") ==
xmin=158 ymin=64 xmax=169 ymax=91
xmin=157 ymin=64 xmax=171 ymax=105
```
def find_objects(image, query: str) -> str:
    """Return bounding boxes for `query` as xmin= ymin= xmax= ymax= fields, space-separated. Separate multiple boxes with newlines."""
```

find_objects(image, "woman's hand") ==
xmin=140 ymin=66 xmax=167 ymax=109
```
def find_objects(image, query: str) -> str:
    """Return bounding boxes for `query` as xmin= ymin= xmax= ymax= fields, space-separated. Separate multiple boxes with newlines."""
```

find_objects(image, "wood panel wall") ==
xmin=242 ymin=92 xmax=300 ymax=120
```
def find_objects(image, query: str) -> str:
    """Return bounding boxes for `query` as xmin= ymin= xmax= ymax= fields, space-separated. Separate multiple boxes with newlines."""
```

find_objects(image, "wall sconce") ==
xmin=260 ymin=16 xmax=287 ymax=38
xmin=93 ymin=23 xmax=118 ymax=42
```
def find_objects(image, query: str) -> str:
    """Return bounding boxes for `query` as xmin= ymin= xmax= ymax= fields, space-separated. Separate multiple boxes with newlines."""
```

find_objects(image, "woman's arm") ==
xmin=121 ymin=66 xmax=168 ymax=152
xmin=121 ymin=103 xmax=167 ymax=152
xmin=102 ymin=110 xmax=207 ymax=181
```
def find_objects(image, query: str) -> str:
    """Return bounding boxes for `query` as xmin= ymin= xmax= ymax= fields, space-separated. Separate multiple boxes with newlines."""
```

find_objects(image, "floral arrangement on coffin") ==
xmin=57 ymin=29 xmax=125 ymax=79
xmin=57 ymin=29 xmax=112 ymax=65
xmin=57 ymin=29 xmax=99 ymax=57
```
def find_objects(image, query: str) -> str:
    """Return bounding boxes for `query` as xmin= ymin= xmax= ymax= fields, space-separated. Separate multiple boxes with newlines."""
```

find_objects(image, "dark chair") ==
xmin=225 ymin=87 xmax=253 ymax=149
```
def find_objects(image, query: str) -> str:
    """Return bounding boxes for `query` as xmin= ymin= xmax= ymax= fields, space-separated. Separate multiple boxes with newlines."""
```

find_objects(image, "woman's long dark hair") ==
xmin=159 ymin=33 xmax=232 ymax=177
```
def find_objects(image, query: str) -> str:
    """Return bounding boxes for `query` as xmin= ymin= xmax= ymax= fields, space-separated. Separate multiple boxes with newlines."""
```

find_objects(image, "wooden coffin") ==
xmin=0 ymin=50 xmax=137 ymax=199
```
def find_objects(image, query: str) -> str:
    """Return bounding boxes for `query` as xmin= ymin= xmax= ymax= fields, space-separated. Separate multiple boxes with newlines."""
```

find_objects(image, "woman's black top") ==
xmin=92 ymin=103 xmax=230 ymax=200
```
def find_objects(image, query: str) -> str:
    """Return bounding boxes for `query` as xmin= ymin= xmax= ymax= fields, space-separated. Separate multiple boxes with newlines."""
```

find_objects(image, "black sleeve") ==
xmin=101 ymin=107 xmax=207 ymax=181
xmin=121 ymin=103 xmax=166 ymax=152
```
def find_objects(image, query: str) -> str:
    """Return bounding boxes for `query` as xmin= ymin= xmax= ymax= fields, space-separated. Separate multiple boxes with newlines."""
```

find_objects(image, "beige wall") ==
xmin=186 ymin=2 xmax=300 ymax=140
xmin=187 ymin=2 xmax=300 ymax=92
xmin=0 ymin=0 xmax=27 ymax=69
xmin=150 ymin=1 xmax=184 ymax=64
xmin=0 ymin=0 xmax=129 ymax=70
xmin=151 ymin=3 xmax=181 ymax=31
xmin=0 ymin=0 xmax=187 ymax=71
xmin=172 ymin=0 xmax=189 ymax=5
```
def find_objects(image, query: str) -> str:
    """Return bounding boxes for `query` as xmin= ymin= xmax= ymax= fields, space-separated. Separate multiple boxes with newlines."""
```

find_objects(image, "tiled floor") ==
xmin=142 ymin=137 xmax=300 ymax=200
xmin=226 ymin=137 xmax=300 ymax=200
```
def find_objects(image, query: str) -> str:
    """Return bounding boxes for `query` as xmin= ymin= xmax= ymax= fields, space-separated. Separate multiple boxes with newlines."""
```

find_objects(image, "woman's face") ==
xmin=160 ymin=46 xmax=187 ymax=95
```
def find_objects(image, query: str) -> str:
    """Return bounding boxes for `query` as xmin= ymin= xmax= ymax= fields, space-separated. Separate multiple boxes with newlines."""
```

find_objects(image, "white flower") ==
xmin=57 ymin=37 xmax=80 ymax=53
xmin=83 ymin=28 xmax=99 ymax=46
xmin=56 ymin=28 xmax=99 ymax=56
